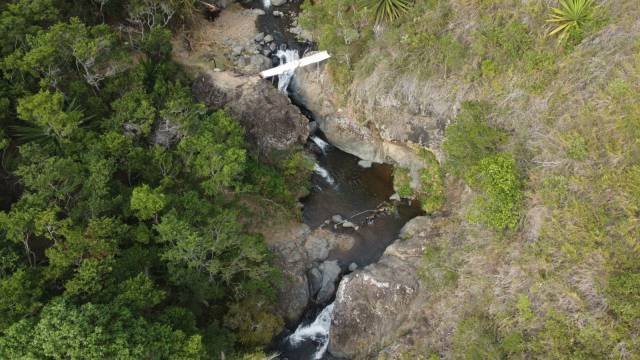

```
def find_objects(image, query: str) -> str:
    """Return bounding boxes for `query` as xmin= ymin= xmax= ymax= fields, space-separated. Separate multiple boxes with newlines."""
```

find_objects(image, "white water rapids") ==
xmin=311 ymin=136 xmax=330 ymax=153
xmin=275 ymin=49 xmax=300 ymax=93
xmin=263 ymin=0 xmax=271 ymax=8
xmin=287 ymin=303 xmax=335 ymax=360
xmin=313 ymin=163 xmax=335 ymax=186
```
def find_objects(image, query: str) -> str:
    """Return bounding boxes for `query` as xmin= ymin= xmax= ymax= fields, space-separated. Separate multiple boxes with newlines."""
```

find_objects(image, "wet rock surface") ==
xmin=260 ymin=223 xmax=358 ymax=326
xmin=316 ymin=260 xmax=341 ymax=303
xmin=328 ymin=216 xmax=435 ymax=358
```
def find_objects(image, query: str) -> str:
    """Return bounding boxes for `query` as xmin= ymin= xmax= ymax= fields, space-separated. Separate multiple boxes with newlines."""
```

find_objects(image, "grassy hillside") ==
xmin=301 ymin=0 xmax=640 ymax=357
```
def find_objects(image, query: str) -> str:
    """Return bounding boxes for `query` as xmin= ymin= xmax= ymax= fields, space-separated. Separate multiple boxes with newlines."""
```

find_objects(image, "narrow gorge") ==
xmin=180 ymin=1 xmax=440 ymax=358
xmin=1 ymin=0 xmax=638 ymax=359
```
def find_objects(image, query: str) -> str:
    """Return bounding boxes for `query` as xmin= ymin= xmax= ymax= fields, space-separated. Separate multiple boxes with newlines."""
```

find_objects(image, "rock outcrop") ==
xmin=291 ymin=60 xmax=442 ymax=169
xmin=328 ymin=216 xmax=435 ymax=358
xmin=316 ymin=260 xmax=341 ymax=303
xmin=259 ymin=222 xmax=357 ymax=326
xmin=192 ymin=71 xmax=309 ymax=158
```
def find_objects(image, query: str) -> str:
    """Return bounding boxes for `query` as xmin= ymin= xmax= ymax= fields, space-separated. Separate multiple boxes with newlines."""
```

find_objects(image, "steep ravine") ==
xmin=235 ymin=3 xmax=430 ymax=359
xmin=178 ymin=2 xmax=435 ymax=358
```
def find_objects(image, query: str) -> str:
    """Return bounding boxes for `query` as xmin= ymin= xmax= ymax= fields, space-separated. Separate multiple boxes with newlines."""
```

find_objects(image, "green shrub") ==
xmin=443 ymin=101 xmax=506 ymax=181
xmin=607 ymin=271 xmax=640 ymax=326
xmin=299 ymin=0 xmax=374 ymax=92
xmin=417 ymin=151 xmax=445 ymax=214
xmin=401 ymin=32 xmax=466 ymax=78
xmin=452 ymin=313 xmax=504 ymax=359
xmin=547 ymin=0 xmax=599 ymax=45
xmin=566 ymin=134 xmax=588 ymax=160
xmin=130 ymin=184 xmax=166 ymax=221
xmin=474 ymin=17 xmax=533 ymax=64
xmin=419 ymin=244 xmax=458 ymax=291
xmin=469 ymin=153 xmax=523 ymax=230
xmin=393 ymin=167 xmax=413 ymax=198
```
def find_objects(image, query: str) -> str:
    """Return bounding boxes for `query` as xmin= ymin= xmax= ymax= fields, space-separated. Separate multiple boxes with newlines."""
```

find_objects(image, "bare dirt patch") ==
xmin=172 ymin=4 xmax=261 ymax=71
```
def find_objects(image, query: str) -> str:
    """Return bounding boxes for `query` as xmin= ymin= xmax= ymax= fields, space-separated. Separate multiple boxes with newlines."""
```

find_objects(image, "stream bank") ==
xmin=242 ymin=3 xmax=426 ymax=359
xmin=175 ymin=2 xmax=432 ymax=358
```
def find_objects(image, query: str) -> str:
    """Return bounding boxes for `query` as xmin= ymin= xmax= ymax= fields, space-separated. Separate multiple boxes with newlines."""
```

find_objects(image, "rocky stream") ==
xmin=228 ymin=2 xmax=426 ymax=359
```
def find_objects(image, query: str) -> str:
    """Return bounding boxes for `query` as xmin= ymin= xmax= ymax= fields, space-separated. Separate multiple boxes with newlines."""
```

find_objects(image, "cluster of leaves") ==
xmin=547 ymin=0 xmax=599 ymax=45
xmin=368 ymin=0 xmax=414 ymax=24
xmin=0 ymin=0 xmax=309 ymax=358
xmin=443 ymin=101 xmax=522 ymax=230
xmin=392 ymin=150 xmax=444 ymax=214
xmin=392 ymin=167 xmax=413 ymax=198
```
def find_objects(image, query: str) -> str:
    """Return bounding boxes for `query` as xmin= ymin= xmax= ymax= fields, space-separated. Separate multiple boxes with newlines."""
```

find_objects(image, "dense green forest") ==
xmin=0 ymin=0 xmax=311 ymax=358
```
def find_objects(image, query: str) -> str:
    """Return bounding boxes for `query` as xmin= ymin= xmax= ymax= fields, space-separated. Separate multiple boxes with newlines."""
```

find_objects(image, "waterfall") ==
xmin=288 ymin=303 xmax=335 ymax=360
xmin=311 ymin=136 xmax=330 ymax=153
xmin=314 ymin=164 xmax=335 ymax=186
xmin=263 ymin=0 xmax=271 ymax=8
xmin=275 ymin=49 xmax=300 ymax=93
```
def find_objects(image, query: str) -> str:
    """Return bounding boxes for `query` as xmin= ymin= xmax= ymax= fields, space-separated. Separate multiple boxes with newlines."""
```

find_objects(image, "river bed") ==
xmin=244 ymin=2 xmax=423 ymax=358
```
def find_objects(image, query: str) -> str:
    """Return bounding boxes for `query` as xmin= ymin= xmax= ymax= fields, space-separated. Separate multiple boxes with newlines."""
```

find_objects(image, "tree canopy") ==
xmin=0 ymin=1 xmax=309 ymax=358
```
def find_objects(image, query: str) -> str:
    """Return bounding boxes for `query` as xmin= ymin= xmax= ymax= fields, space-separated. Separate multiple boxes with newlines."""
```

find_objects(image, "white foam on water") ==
xmin=313 ymin=163 xmax=335 ymax=186
xmin=275 ymin=49 xmax=300 ymax=93
xmin=288 ymin=303 xmax=335 ymax=359
xmin=311 ymin=136 xmax=330 ymax=153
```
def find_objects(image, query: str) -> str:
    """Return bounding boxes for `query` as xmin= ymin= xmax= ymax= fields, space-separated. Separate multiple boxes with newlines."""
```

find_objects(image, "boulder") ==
xmin=259 ymin=222 xmax=312 ymax=326
xmin=342 ymin=221 xmax=356 ymax=229
xmin=270 ymin=0 xmax=287 ymax=6
xmin=304 ymin=227 xmax=356 ymax=261
xmin=291 ymin=58 xmax=432 ymax=171
xmin=316 ymin=260 xmax=341 ymax=303
xmin=231 ymin=45 xmax=243 ymax=56
xmin=329 ymin=261 xmax=419 ymax=358
xmin=192 ymin=71 xmax=309 ymax=159
xmin=308 ymin=267 xmax=323 ymax=298
xmin=241 ymin=54 xmax=272 ymax=74
xmin=304 ymin=234 xmax=330 ymax=261
xmin=328 ymin=217 xmax=433 ymax=358
xmin=279 ymin=269 xmax=310 ymax=325
xmin=308 ymin=120 xmax=319 ymax=134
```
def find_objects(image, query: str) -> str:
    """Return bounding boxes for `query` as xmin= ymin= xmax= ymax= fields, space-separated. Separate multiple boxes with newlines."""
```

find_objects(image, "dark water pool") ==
xmin=302 ymin=140 xmax=424 ymax=268
xmin=273 ymin=138 xmax=423 ymax=360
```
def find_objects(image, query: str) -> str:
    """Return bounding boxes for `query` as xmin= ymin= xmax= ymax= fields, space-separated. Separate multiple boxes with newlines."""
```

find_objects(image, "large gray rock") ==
xmin=308 ymin=267 xmax=323 ymax=298
xmin=304 ymin=234 xmax=330 ymax=261
xmin=270 ymin=0 xmax=287 ymax=6
xmin=328 ymin=217 xmax=432 ymax=358
xmin=259 ymin=222 xmax=312 ymax=326
xmin=304 ymin=227 xmax=355 ymax=261
xmin=291 ymin=59 xmax=430 ymax=170
xmin=192 ymin=71 xmax=309 ymax=159
xmin=242 ymin=54 xmax=272 ymax=74
xmin=316 ymin=260 xmax=341 ymax=303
